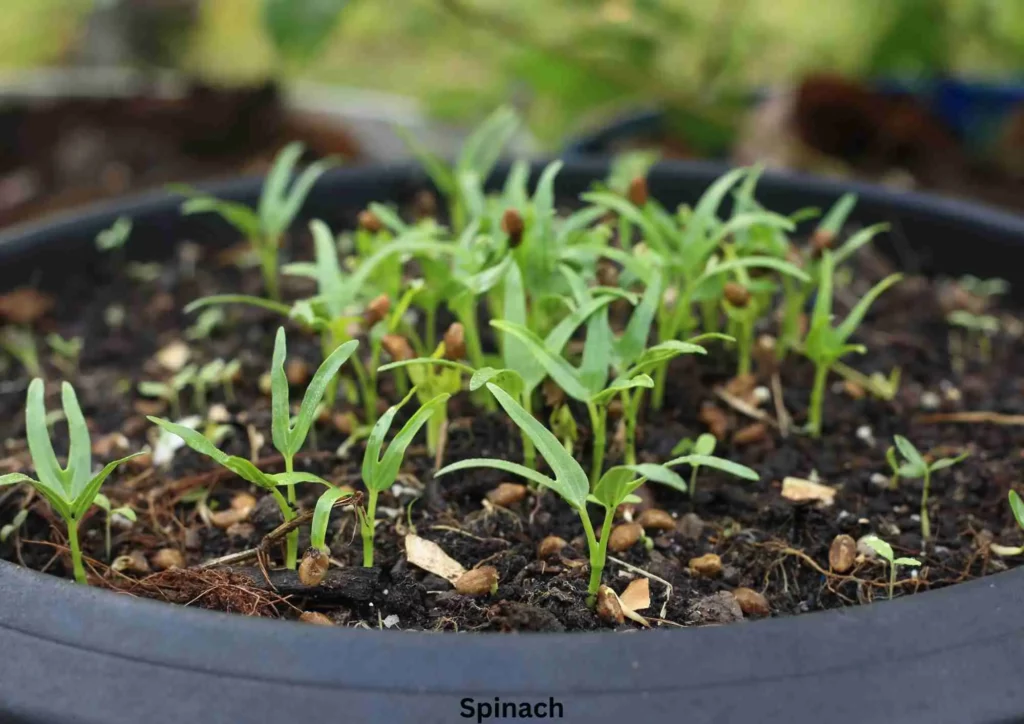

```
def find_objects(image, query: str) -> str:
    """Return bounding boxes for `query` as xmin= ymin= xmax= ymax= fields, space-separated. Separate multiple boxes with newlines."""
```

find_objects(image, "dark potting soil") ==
xmin=1 ymin=213 xmax=1022 ymax=633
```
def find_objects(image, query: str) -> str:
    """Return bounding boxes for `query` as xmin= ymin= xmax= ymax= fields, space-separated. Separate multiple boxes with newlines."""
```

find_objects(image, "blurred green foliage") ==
xmin=0 ymin=0 xmax=1022 ymax=146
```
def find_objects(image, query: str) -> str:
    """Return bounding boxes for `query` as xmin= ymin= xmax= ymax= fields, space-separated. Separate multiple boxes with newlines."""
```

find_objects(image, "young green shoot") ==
xmin=270 ymin=327 xmax=358 ymax=562
xmin=46 ymin=334 xmax=83 ymax=376
xmin=341 ymin=389 xmax=448 ymax=567
xmin=803 ymin=250 xmax=902 ymax=437
xmin=947 ymin=310 xmax=1000 ymax=365
xmin=435 ymin=382 xmax=687 ymax=604
xmin=994 ymin=490 xmax=1024 ymax=556
xmin=92 ymin=493 xmax=136 ymax=562
xmin=0 ymin=380 xmax=143 ymax=583
xmin=173 ymin=143 xmax=334 ymax=299
xmin=138 ymin=365 xmax=195 ymax=418
xmin=1 ymin=326 xmax=42 ymax=378
xmin=886 ymin=435 xmax=968 ymax=542
xmin=861 ymin=535 xmax=920 ymax=600
xmin=146 ymin=416 xmax=330 ymax=570
xmin=95 ymin=216 xmax=133 ymax=252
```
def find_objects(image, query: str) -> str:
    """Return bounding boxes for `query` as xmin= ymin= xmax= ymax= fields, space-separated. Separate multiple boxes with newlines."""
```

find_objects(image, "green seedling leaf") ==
xmin=862 ymin=535 xmax=894 ymax=562
xmin=310 ymin=485 xmax=357 ymax=552
xmin=469 ymin=367 xmax=524 ymax=399
xmin=893 ymin=435 xmax=927 ymax=477
xmin=666 ymin=454 xmax=759 ymax=481
xmin=1010 ymin=490 xmax=1024 ymax=530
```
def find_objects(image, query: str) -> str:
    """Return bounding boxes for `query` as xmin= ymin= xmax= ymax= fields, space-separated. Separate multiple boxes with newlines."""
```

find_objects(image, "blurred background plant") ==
xmin=0 ymin=0 xmax=1022 ymax=224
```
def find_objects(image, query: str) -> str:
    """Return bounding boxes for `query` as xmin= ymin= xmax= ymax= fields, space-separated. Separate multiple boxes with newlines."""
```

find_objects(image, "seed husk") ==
xmin=443 ymin=322 xmax=466 ymax=361
xmin=486 ymin=482 xmax=528 ymax=507
xmin=151 ymin=548 xmax=184 ymax=571
xmin=299 ymin=611 xmax=334 ymax=626
xmin=537 ymin=535 xmax=568 ymax=559
xmin=689 ymin=552 xmax=723 ymax=578
xmin=501 ymin=208 xmax=525 ymax=247
xmin=829 ymin=534 xmax=858 ymax=573
xmin=381 ymin=334 xmax=414 ymax=362
xmin=298 ymin=547 xmax=330 ymax=586
xmin=454 ymin=566 xmax=499 ymax=596
xmin=608 ymin=522 xmax=643 ymax=552
xmin=596 ymin=585 xmax=624 ymax=624
xmin=627 ymin=176 xmax=648 ymax=207
xmin=723 ymin=281 xmax=751 ymax=307
xmin=363 ymin=294 xmax=391 ymax=328
xmin=358 ymin=209 xmax=383 ymax=233
xmin=732 ymin=587 xmax=770 ymax=617
xmin=637 ymin=508 xmax=675 ymax=531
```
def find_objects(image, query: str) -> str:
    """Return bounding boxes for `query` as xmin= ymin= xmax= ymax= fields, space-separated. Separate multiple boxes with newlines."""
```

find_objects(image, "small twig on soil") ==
xmin=607 ymin=555 xmax=673 ymax=620
xmin=713 ymin=387 xmax=779 ymax=429
xmin=914 ymin=411 xmax=1024 ymax=426
xmin=770 ymin=371 xmax=792 ymax=437
xmin=199 ymin=491 xmax=363 ymax=577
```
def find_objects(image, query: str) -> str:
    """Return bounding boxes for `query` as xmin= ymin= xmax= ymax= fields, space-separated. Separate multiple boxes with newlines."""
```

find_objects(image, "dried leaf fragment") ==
xmin=404 ymin=534 xmax=465 ymax=584
xmin=781 ymin=477 xmax=836 ymax=507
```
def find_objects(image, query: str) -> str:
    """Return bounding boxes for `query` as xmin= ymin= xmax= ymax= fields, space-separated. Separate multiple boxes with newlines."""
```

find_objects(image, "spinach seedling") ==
xmin=147 ymin=416 xmax=329 ymax=571
xmin=172 ymin=143 xmax=334 ymax=299
xmin=1 ymin=326 xmax=42 ymax=378
xmin=399 ymin=106 xmax=520 ymax=233
xmin=377 ymin=327 xmax=474 ymax=458
xmin=861 ymin=535 xmax=920 ymax=600
xmin=0 ymin=508 xmax=28 ymax=543
xmin=666 ymin=433 xmax=758 ymax=497
xmin=138 ymin=365 xmax=195 ymax=418
xmin=803 ymin=250 xmax=902 ymax=437
xmin=95 ymin=216 xmax=133 ymax=252
xmin=0 ymin=380 xmax=143 ymax=583
xmin=1012 ymin=490 xmax=1024 ymax=531
xmin=92 ymin=493 xmax=136 ymax=562
xmin=947 ymin=310 xmax=999 ymax=364
xmin=436 ymin=382 xmax=684 ymax=604
xmin=46 ymin=334 xmax=82 ymax=376
xmin=338 ymin=389 xmax=448 ymax=567
xmin=886 ymin=435 xmax=968 ymax=541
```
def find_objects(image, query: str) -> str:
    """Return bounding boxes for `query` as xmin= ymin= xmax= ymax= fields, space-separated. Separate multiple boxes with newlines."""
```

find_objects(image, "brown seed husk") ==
xmin=486 ymin=483 xmax=528 ymax=507
xmin=810 ymin=228 xmax=835 ymax=255
xmin=732 ymin=587 xmax=770 ymax=617
xmin=608 ymin=522 xmax=643 ymax=552
xmin=443 ymin=322 xmax=466 ymax=361
xmin=286 ymin=359 xmax=310 ymax=386
xmin=829 ymin=534 xmax=858 ymax=573
xmin=733 ymin=422 xmax=768 ymax=446
xmin=151 ymin=548 xmax=185 ymax=571
xmin=537 ymin=535 xmax=568 ymax=559
xmin=637 ymin=509 xmax=675 ymax=531
xmin=501 ymin=208 xmax=525 ymax=248
xmin=627 ymin=176 xmax=648 ymax=207
xmin=699 ymin=401 xmax=730 ymax=440
xmin=596 ymin=585 xmax=625 ymax=625
xmin=358 ymin=209 xmax=383 ymax=233
xmin=298 ymin=547 xmax=330 ymax=586
xmin=689 ymin=552 xmax=723 ymax=578
xmin=299 ymin=611 xmax=334 ymax=626
xmin=381 ymin=334 xmax=414 ymax=362
xmin=454 ymin=566 xmax=499 ymax=596
xmin=363 ymin=294 xmax=391 ymax=328
xmin=723 ymin=281 xmax=751 ymax=307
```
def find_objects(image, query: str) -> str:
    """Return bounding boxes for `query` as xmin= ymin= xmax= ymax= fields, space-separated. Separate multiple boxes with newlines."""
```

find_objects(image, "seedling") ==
xmin=172 ymin=143 xmax=334 ymax=299
xmin=0 ymin=508 xmax=28 ymax=543
xmin=377 ymin=329 xmax=473 ymax=458
xmin=861 ymin=535 xmax=920 ymax=600
xmin=436 ymin=382 xmax=690 ymax=604
xmin=1 ymin=326 xmax=42 ymax=377
xmin=399 ymin=106 xmax=520 ymax=233
xmin=185 ymin=308 xmax=225 ymax=341
xmin=138 ymin=365 xmax=195 ymax=418
xmin=886 ymin=435 xmax=968 ymax=541
xmin=46 ymin=334 xmax=82 ymax=376
xmin=947 ymin=310 xmax=1000 ymax=364
xmin=92 ymin=493 xmax=136 ymax=562
xmin=1012 ymin=490 xmax=1024 ymax=531
xmin=803 ymin=250 xmax=902 ymax=437
xmin=95 ymin=216 xmax=133 ymax=252
xmin=0 ymin=380 xmax=142 ymax=583
xmin=665 ymin=433 xmax=758 ymax=497
xmin=329 ymin=389 xmax=448 ymax=567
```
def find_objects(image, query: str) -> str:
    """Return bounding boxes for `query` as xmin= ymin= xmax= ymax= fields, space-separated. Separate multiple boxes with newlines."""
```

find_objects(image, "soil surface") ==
xmin=1 ymin=206 xmax=1022 ymax=633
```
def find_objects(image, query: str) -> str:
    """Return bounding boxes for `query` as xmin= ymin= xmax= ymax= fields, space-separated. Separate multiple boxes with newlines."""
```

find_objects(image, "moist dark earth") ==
xmin=1 ymin=212 xmax=1022 ymax=633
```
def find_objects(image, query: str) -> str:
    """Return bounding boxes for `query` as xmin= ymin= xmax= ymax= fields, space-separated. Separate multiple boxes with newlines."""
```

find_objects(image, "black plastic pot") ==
xmin=2 ymin=161 xmax=1024 ymax=724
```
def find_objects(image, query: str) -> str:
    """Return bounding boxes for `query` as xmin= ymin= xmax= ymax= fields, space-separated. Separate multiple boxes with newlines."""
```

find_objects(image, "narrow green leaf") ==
xmin=310 ymin=485 xmax=356 ymax=551
xmin=893 ymin=435 xmax=926 ymax=471
xmin=625 ymin=463 xmax=688 ymax=493
xmin=490 ymin=320 xmax=590 ymax=401
xmin=861 ymin=535 xmax=894 ymax=562
xmin=469 ymin=367 xmax=524 ymax=399
xmin=436 ymin=458 xmax=557 ymax=492
xmin=834 ymin=272 xmax=903 ymax=344
xmin=929 ymin=452 xmax=968 ymax=472
xmin=184 ymin=294 xmax=293 ymax=318
xmin=25 ymin=379 xmax=66 ymax=494
xmin=288 ymin=339 xmax=359 ymax=456
xmin=817 ymin=193 xmax=857 ymax=235
xmin=1009 ymin=490 xmax=1024 ymax=530
xmin=61 ymin=382 xmax=93 ymax=499
xmin=270 ymin=328 xmax=291 ymax=457
xmin=834 ymin=223 xmax=889 ymax=266
xmin=71 ymin=453 xmax=145 ymax=519
xmin=665 ymin=454 xmax=759 ymax=481
xmin=486 ymin=383 xmax=589 ymax=510
xmin=376 ymin=394 xmax=450 ymax=489
xmin=893 ymin=557 xmax=921 ymax=567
